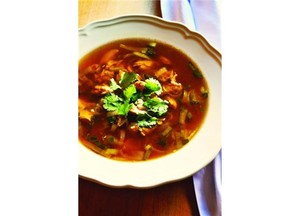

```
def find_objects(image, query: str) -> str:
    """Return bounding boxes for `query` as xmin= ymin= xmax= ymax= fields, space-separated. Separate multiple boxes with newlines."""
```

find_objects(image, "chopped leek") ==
xmin=143 ymin=144 xmax=153 ymax=160
xmin=188 ymin=62 xmax=202 ymax=78
xmin=133 ymin=51 xmax=150 ymax=59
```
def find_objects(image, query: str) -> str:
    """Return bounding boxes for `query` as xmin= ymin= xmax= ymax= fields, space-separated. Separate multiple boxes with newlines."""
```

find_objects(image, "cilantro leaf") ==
xmin=137 ymin=116 xmax=158 ymax=128
xmin=119 ymin=72 xmax=137 ymax=89
xmin=144 ymin=78 xmax=162 ymax=95
xmin=103 ymin=93 xmax=131 ymax=116
xmin=130 ymin=91 xmax=143 ymax=102
xmin=123 ymin=84 xmax=137 ymax=100
xmin=103 ymin=93 xmax=123 ymax=111
xmin=144 ymin=97 xmax=169 ymax=116
xmin=117 ymin=100 xmax=132 ymax=116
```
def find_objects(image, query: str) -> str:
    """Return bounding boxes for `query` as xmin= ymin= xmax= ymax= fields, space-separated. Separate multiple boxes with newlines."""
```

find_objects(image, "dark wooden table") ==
xmin=79 ymin=176 xmax=200 ymax=216
xmin=79 ymin=1 xmax=200 ymax=215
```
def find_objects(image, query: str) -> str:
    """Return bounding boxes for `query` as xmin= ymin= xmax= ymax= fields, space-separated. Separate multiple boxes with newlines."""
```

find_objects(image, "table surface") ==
xmin=78 ymin=1 xmax=200 ymax=215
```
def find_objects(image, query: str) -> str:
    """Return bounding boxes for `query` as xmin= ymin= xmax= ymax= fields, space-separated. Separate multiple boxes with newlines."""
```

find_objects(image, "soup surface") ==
xmin=78 ymin=38 xmax=209 ymax=161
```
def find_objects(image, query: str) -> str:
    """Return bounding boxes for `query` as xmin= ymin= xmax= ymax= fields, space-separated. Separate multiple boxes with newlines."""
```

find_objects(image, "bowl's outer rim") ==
xmin=79 ymin=146 xmax=220 ymax=189
xmin=78 ymin=14 xmax=222 ymax=188
xmin=79 ymin=14 xmax=221 ymax=62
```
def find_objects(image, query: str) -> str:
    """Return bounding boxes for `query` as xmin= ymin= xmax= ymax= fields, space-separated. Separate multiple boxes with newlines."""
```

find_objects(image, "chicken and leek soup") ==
xmin=79 ymin=38 xmax=209 ymax=161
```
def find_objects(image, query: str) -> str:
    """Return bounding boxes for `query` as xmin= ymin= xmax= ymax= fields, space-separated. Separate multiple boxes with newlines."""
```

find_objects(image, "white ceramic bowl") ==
xmin=79 ymin=14 xmax=221 ymax=188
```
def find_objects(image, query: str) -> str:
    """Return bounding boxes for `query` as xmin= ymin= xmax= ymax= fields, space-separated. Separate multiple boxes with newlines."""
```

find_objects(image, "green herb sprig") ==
xmin=102 ymin=72 xmax=169 ymax=127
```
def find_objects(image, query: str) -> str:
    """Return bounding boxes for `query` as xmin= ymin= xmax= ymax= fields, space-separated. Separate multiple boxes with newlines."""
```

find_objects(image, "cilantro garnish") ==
xmin=103 ymin=93 xmax=123 ymax=112
xmin=138 ymin=116 xmax=158 ymax=128
xmin=119 ymin=72 xmax=137 ymax=89
xmin=144 ymin=78 xmax=162 ymax=95
xmin=102 ymin=71 xmax=169 ymax=128
xmin=143 ymin=97 xmax=169 ymax=117
xmin=123 ymin=84 xmax=137 ymax=100
xmin=117 ymin=100 xmax=132 ymax=116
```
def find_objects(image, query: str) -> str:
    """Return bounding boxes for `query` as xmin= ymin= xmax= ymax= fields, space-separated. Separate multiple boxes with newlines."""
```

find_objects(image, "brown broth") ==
xmin=78 ymin=38 xmax=209 ymax=161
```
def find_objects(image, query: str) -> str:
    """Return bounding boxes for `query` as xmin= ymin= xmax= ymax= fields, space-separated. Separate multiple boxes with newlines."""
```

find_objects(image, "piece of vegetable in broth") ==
xmin=188 ymin=62 xmax=202 ymax=78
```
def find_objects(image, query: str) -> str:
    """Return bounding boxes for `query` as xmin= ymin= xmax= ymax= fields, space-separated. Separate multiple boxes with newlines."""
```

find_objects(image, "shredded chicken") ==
xmin=116 ymin=116 xmax=127 ymax=127
xmin=155 ymin=67 xmax=174 ymax=82
xmin=94 ymin=69 xmax=115 ymax=84
xmin=162 ymin=82 xmax=183 ymax=97
xmin=128 ymin=123 xmax=139 ymax=133
xmin=134 ymin=80 xmax=146 ymax=91
xmin=78 ymin=99 xmax=103 ymax=121
xmin=80 ymin=64 xmax=101 ymax=77
xmin=99 ymin=49 xmax=119 ymax=65
xmin=133 ymin=60 xmax=155 ymax=69
xmin=129 ymin=104 xmax=147 ymax=115
xmin=164 ymin=96 xmax=178 ymax=109
xmin=91 ymin=84 xmax=112 ymax=95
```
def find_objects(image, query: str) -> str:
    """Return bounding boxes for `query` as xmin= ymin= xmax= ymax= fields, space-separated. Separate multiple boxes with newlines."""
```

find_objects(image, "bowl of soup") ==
xmin=79 ymin=14 xmax=221 ymax=188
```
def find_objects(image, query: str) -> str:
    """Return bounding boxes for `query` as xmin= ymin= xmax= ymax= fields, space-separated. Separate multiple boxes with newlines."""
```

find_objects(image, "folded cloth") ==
xmin=160 ymin=0 xmax=196 ymax=30
xmin=189 ymin=0 xmax=221 ymax=50
xmin=161 ymin=0 xmax=221 ymax=50
xmin=193 ymin=150 xmax=222 ymax=216
xmin=160 ymin=1 xmax=222 ymax=215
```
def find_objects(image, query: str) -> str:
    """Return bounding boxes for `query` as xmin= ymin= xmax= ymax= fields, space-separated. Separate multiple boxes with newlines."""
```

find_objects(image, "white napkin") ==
xmin=160 ymin=1 xmax=222 ymax=215
xmin=161 ymin=0 xmax=221 ymax=51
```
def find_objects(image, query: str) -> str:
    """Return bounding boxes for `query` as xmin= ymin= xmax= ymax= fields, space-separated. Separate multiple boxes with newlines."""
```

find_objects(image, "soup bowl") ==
xmin=78 ymin=14 xmax=221 ymax=188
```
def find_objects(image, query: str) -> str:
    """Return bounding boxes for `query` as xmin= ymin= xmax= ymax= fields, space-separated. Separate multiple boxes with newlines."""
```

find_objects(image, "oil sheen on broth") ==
xmin=78 ymin=38 xmax=209 ymax=161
